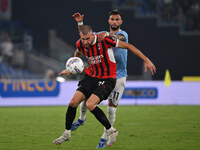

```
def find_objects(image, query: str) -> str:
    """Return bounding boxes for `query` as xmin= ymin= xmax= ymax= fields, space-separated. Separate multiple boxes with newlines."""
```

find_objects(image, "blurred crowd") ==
xmin=117 ymin=0 xmax=200 ymax=32
xmin=0 ymin=30 xmax=14 ymax=66
xmin=160 ymin=0 xmax=200 ymax=31
xmin=0 ymin=30 xmax=33 ymax=80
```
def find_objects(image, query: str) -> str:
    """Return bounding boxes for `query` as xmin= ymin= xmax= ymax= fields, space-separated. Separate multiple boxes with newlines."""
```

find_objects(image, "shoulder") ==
xmin=95 ymin=31 xmax=107 ymax=34
xmin=76 ymin=39 xmax=81 ymax=47
xmin=116 ymin=30 xmax=128 ymax=37
xmin=103 ymin=36 xmax=117 ymax=43
xmin=103 ymin=36 xmax=119 ymax=47
xmin=116 ymin=30 xmax=128 ymax=42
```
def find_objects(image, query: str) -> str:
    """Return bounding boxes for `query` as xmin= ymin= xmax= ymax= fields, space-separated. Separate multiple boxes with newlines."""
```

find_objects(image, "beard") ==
xmin=110 ymin=25 xmax=120 ymax=31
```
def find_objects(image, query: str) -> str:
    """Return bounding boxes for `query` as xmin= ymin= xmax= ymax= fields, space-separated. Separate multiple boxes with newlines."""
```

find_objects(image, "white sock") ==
xmin=79 ymin=100 xmax=88 ymax=121
xmin=106 ymin=126 xmax=115 ymax=133
xmin=107 ymin=106 xmax=116 ymax=126
xmin=101 ymin=128 xmax=107 ymax=140
xmin=64 ymin=129 xmax=71 ymax=134
xmin=101 ymin=106 xmax=117 ymax=140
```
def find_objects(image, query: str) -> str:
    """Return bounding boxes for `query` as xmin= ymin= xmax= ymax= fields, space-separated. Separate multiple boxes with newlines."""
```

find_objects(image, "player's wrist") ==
xmin=78 ymin=21 xmax=83 ymax=25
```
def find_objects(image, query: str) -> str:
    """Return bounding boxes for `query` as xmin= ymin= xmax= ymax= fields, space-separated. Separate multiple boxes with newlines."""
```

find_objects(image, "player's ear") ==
xmin=121 ymin=19 xmax=123 ymax=25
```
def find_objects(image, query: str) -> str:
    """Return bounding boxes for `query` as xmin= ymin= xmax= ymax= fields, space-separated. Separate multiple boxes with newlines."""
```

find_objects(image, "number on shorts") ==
xmin=113 ymin=91 xmax=119 ymax=100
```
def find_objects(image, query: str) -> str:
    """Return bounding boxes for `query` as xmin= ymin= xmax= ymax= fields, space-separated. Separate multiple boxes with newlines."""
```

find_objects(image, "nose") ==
xmin=83 ymin=40 xmax=88 ymax=45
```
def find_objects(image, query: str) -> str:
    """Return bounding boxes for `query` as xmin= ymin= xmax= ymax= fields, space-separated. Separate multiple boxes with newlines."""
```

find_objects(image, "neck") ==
xmin=110 ymin=28 xmax=120 ymax=34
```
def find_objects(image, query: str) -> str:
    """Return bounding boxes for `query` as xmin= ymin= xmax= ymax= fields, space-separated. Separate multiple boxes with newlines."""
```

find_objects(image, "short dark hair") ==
xmin=109 ymin=9 xmax=122 ymax=18
xmin=79 ymin=25 xmax=93 ymax=35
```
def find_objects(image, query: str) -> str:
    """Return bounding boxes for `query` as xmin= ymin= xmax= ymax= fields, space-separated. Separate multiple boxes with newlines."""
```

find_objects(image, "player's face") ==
xmin=108 ymin=14 xmax=123 ymax=31
xmin=80 ymin=32 xmax=94 ymax=48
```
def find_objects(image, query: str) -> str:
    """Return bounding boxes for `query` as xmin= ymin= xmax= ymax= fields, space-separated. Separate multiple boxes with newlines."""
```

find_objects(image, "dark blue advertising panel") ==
xmin=0 ymin=80 xmax=60 ymax=97
xmin=122 ymin=87 xmax=158 ymax=99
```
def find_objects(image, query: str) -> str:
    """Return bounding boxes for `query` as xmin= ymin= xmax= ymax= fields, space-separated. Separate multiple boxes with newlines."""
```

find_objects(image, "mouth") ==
xmin=111 ymin=24 xmax=117 ymax=27
xmin=84 ymin=44 xmax=89 ymax=47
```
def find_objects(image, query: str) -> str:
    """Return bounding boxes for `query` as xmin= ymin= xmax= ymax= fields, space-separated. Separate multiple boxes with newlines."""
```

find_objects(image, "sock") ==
xmin=79 ymin=101 xmax=88 ymax=121
xmin=101 ymin=106 xmax=117 ymax=139
xmin=90 ymin=106 xmax=111 ymax=130
xmin=107 ymin=126 xmax=115 ymax=132
xmin=65 ymin=105 xmax=77 ymax=130
xmin=101 ymin=128 xmax=107 ymax=140
xmin=64 ymin=129 xmax=71 ymax=134
xmin=107 ymin=106 xmax=116 ymax=126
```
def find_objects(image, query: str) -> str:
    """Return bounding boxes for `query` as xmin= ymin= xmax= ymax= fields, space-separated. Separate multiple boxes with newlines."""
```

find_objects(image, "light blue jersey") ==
xmin=113 ymin=29 xmax=128 ymax=79
xmin=95 ymin=30 xmax=128 ymax=79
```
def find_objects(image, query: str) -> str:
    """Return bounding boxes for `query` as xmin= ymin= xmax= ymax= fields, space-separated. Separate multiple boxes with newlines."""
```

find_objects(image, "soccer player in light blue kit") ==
xmin=72 ymin=10 xmax=134 ymax=148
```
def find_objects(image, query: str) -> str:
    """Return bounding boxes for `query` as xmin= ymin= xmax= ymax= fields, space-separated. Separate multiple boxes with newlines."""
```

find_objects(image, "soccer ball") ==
xmin=66 ymin=57 xmax=84 ymax=74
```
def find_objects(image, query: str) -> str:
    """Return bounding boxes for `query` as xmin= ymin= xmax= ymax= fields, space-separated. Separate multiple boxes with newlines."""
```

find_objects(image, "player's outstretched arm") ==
xmin=118 ymin=40 xmax=156 ymax=75
xmin=72 ymin=12 xmax=84 ymax=31
xmin=97 ymin=32 xmax=125 ymax=42
xmin=59 ymin=70 xmax=71 ymax=77
xmin=109 ymin=33 xmax=125 ymax=41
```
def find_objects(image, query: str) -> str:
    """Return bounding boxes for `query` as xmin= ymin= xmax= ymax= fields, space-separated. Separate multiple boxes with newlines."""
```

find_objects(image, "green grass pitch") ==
xmin=0 ymin=105 xmax=200 ymax=150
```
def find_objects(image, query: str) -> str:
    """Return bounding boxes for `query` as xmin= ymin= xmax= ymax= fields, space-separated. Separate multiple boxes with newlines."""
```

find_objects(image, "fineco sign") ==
xmin=122 ymin=87 xmax=158 ymax=99
xmin=0 ymin=80 xmax=60 ymax=97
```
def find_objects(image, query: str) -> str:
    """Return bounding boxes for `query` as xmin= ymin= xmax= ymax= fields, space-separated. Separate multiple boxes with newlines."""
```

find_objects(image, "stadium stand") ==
xmin=0 ymin=21 xmax=63 ymax=80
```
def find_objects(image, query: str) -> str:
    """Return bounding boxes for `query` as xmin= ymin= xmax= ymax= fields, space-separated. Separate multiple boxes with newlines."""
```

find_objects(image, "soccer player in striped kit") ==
xmin=53 ymin=25 xmax=156 ymax=147
xmin=71 ymin=10 xmax=156 ymax=148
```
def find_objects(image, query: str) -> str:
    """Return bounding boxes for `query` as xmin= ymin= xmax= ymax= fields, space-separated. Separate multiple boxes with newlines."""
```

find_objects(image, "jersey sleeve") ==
xmin=104 ymin=36 xmax=119 ymax=48
xmin=116 ymin=30 xmax=128 ymax=43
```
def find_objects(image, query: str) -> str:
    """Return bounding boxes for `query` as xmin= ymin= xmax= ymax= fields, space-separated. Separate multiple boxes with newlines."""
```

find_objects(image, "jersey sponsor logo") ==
xmin=122 ymin=87 xmax=158 ymax=99
xmin=0 ymin=80 xmax=60 ymax=97
xmin=86 ymin=55 xmax=104 ymax=64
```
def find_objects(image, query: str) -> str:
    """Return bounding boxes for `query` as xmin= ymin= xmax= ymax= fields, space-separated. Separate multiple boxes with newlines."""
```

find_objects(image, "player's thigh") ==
xmin=70 ymin=91 xmax=86 ymax=107
xmin=108 ymin=77 xmax=126 ymax=106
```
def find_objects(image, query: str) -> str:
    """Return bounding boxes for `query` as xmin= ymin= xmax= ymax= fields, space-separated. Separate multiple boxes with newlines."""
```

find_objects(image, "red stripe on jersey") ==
xmin=76 ymin=39 xmax=83 ymax=52
xmin=88 ymin=46 xmax=98 ymax=76
xmin=76 ymin=35 xmax=117 ymax=79
xmin=104 ymin=36 xmax=117 ymax=47
xmin=92 ymin=44 xmax=101 ymax=77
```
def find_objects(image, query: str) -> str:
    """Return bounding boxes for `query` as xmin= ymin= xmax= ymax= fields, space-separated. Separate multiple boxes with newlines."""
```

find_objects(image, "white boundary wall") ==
xmin=0 ymin=81 xmax=200 ymax=106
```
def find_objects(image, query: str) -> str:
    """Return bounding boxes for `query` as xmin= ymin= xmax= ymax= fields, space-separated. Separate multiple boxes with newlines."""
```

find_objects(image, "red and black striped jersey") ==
xmin=76 ymin=34 xmax=119 ymax=79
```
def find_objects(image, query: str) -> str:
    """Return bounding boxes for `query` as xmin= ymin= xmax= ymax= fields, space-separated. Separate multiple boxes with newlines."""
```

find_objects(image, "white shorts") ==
xmin=108 ymin=77 xmax=126 ymax=106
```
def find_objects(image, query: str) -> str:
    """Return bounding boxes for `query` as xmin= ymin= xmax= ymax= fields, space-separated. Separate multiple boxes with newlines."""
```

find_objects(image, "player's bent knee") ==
xmin=108 ymin=100 xmax=117 ymax=108
xmin=86 ymin=101 xmax=96 ymax=111
xmin=69 ymin=98 xmax=79 ymax=108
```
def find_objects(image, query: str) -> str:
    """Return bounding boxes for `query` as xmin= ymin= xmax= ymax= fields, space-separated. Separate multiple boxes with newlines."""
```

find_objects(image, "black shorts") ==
xmin=76 ymin=74 xmax=116 ymax=102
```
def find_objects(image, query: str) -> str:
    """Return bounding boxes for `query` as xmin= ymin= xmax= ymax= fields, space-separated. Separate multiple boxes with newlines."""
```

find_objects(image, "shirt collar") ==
xmin=92 ymin=34 xmax=97 ymax=45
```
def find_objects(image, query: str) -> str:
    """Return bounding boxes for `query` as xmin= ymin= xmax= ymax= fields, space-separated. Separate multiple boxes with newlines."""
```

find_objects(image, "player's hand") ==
xmin=144 ymin=60 xmax=156 ymax=75
xmin=59 ymin=70 xmax=71 ymax=77
xmin=97 ymin=32 xmax=108 ymax=42
xmin=72 ymin=12 xmax=84 ymax=23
